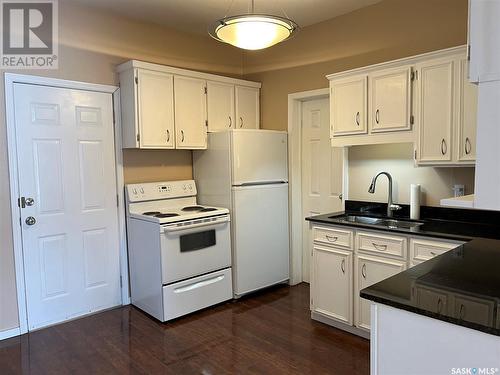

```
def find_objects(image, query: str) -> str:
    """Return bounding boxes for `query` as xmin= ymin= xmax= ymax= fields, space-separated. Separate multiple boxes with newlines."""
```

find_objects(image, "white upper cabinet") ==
xmin=457 ymin=58 xmax=478 ymax=162
xmin=174 ymin=76 xmax=207 ymax=149
xmin=369 ymin=66 xmax=413 ymax=133
xmin=207 ymin=81 xmax=235 ymax=132
xmin=235 ymin=86 xmax=260 ymax=129
xmin=117 ymin=60 xmax=260 ymax=149
xmin=415 ymin=57 xmax=454 ymax=164
xmin=330 ymin=74 xmax=368 ymax=136
xmin=468 ymin=0 xmax=500 ymax=83
xmin=136 ymin=70 xmax=175 ymax=149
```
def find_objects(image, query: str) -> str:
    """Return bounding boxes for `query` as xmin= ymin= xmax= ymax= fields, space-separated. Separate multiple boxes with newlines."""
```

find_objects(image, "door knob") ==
xmin=25 ymin=216 xmax=36 ymax=226
xmin=25 ymin=197 xmax=35 ymax=206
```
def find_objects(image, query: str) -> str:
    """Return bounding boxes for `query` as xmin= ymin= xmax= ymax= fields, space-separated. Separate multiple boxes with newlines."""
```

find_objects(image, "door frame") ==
xmin=4 ymin=73 xmax=130 ymax=337
xmin=287 ymin=88 xmax=348 ymax=285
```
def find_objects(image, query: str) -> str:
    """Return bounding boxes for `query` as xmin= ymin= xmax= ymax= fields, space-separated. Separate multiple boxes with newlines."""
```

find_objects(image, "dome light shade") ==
xmin=209 ymin=14 xmax=298 ymax=50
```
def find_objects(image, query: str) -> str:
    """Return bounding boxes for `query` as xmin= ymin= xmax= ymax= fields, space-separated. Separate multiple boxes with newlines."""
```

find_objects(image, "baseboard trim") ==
xmin=0 ymin=327 xmax=20 ymax=341
xmin=311 ymin=311 xmax=370 ymax=339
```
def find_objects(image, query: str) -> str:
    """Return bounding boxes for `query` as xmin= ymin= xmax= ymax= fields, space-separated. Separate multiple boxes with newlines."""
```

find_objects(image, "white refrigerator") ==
xmin=193 ymin=129 xmax=289 ymax=297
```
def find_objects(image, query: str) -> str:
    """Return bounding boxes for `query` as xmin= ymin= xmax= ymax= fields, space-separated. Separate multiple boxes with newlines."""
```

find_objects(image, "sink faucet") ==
xmin=368 ymin=171 xmax=402 ymax=217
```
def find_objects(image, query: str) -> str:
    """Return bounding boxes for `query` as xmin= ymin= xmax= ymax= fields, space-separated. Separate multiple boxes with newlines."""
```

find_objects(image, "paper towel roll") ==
xmin=410 ymin=184 xmax=421 ymax=220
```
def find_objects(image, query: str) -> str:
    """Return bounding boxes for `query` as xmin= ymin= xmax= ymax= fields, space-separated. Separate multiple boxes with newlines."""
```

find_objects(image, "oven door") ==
xmin=160 ymin=215 xmax=231 ymax=284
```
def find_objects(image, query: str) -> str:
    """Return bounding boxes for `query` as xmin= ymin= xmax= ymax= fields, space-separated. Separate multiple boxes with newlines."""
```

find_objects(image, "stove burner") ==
xmin=182 ymin=206 xmax=205 ymax=212
xmin=200 ymin=207 xmax=217 ymax=212
xmin=143 ymin=211 xmax=161 ymax=216
xmin=155 ymin=213 xmax=180 ymax=218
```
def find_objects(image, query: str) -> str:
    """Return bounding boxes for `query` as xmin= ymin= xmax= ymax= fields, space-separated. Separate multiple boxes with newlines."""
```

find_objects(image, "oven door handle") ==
xmin=161 ymin=215 xmax=230 ymax=233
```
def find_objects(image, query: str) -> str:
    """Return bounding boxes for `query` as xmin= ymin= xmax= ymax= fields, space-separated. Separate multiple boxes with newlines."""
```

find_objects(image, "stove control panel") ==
xmin=126 ymin=180 xmax=197 ymax=202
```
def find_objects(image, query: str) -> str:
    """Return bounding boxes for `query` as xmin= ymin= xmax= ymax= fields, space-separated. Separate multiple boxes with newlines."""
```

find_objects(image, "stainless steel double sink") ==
xmin=330 ymin=215 xmax=424 ymax=229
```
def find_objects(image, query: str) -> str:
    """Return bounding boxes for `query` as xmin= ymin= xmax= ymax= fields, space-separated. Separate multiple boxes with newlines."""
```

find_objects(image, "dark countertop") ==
xmin=306 ymin=201 xmax=500 ymax=336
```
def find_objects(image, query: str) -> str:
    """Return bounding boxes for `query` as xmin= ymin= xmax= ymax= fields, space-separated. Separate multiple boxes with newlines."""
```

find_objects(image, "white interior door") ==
xmin=301 ymin=98 xmax=344 ymax=282
xmin=13 ymin=83 xmax=122 ymax=330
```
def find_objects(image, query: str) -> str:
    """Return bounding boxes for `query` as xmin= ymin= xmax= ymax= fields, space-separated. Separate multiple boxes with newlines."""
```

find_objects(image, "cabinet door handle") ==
xmin=325 ymin=235 xmax=338 ymax=243
xmin=437 ymin=298 xmax=443 ymax=314
xmin=239 ymin=117 xmax=243 ymax=128
xmin=372 ymin=242 xmax=387 ymax=251
xmin=430 ymin=251 xmax=437 ymax=257
xmin=441 ymin=139 xmax=447 ymax=155
xmin=355 ymin=111 xmax=360 ymax=126
xmin=341 ymin=259 xmax=346 ymax=274
xmin=181 ymin=130 xmax=185 ymax=142
xmin=166 ymin=129 xmax=170 ymax=143
xmin=465 ymin=137 xmax=471 ymax=155
xmin=459 ymin=304 xmax=466 ymax=319
xmin=375 ymin=109 xmax=380 ymax=124
xmin=229 ymin=116 xmax=232 ymax=128
xmin=361 ymin=264 xmax=367 ymax=279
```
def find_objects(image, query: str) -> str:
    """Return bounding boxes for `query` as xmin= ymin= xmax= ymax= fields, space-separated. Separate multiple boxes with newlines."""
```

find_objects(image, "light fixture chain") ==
xmin=223 ymin=0 xmax=235 ymax=18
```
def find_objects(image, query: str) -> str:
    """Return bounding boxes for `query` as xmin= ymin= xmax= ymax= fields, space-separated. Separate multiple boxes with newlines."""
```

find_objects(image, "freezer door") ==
xmin=232 ymin=183 xmax=290 ymax=296
xmin=231 ymin=130 xmax=288 ymax=185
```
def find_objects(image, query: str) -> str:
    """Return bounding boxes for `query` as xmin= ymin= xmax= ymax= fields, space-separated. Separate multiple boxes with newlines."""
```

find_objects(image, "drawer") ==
xmin=313 ymin=226 xmax=353 ymax=249
xmin=410 ymin=238 xmax=463 ymax=263
xmin=357 ymin=231 xmax=407 ymax=259
xmin=163 ymin=268 xmax=232 ymax=321
xmin=453 ymin=294 xmax=495 ymax=327
xmin=414 ymin=285 xmax=449 ymax=315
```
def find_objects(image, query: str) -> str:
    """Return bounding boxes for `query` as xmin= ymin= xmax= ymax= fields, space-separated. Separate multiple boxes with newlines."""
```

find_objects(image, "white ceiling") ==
xmin=67 ymin=0 xmax=382 ymax=36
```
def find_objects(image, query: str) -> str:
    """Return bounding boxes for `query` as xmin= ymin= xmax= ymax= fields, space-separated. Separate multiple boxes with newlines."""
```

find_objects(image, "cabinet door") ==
xmin=207 ymin=81 xmax=235 ymax=132
xmin=235 ymin=86 xmax=259 ymax=129
xmin=457 ymin=59 xmax=478 ymax=162
xmin=369 ymin=66 xmax=413 ymax=133
xmin=312 ymin=245 xmax=353 ymax=325
xmin=355 ymin=254 xmax=406 ymax=331
xmin=137 ymin=69 xmax=175 ymax=148
xmin=174 ymin=76 xmax=207 ymax=149
xmin=330 ymin=75 xmax=368 ymax=136
xmin=416 ymin=58 xmax=454 ymax=163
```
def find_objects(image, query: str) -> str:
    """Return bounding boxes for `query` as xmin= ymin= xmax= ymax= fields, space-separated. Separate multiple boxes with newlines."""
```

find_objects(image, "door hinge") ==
xmin=119 ymin=275 xmax=123 ymax=288
xmin=135 ymin=76 xmax=138 ymax=84
xmin=414 ymin=150 xmax=417 ymax=159
xmin=136 ymin=133 xmax=140 ymax=142
xmin=410 ymin=115 xmax=414 ymax=125
xmin=410 ymin=69 xmax=415 ymax=81
xmin=205 ymin=120 xmax=208 ymax=127
xmin=467 ymin=45 xmax=471 ymax=61
xmin=204 ymin=86 xmax=207 ymax=94
xmin=112 ymin=107 xmax=116 ymax=125
xmin=116 ymin=194 xmax=119 ymax=207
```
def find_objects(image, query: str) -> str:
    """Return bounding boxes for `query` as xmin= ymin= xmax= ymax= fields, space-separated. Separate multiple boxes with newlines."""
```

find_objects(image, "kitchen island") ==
xmin=307 ymin=201 xmax=500 ymax=374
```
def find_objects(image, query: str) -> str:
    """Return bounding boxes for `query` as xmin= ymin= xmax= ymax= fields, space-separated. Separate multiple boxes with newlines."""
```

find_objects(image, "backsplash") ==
xmin=347 ymin=143 xmax=475 ymax=207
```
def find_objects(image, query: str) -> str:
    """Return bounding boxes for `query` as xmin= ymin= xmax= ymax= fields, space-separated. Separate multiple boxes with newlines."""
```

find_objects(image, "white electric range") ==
xmin=126 ymin=180 xmax=232 ymax=322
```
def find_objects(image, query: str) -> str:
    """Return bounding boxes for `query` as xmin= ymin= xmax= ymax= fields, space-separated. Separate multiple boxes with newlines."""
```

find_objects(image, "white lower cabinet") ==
xmin=354 ymin=253 xmax=406 ymax=331
xmin=312 ymin=245 xmax=353 ymax=324
xmin=310 ymin=224 xmax=467 ymax=336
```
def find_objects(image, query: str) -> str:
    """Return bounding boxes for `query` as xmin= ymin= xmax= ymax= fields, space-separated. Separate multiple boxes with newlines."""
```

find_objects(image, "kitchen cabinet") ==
xmin=330 ymin=74 xmax=368 ymax=136
xmin=468 ymin=0 xmax=500 ymax=83
xmin=235 ymin=86 xmax=260 ymax=129
xmin=173 ymin=76 xmax=207 ymax=149
xmin=457 ymin=59 xmax=478 ymax=162
xmin=207 ymin=81 xmax=235 ymax=132
xmin=355 ymin=252 xmax=406 ymax=331
xmin=369 ymin=66 xmax=413 ymax=133
xmin=415 ymin=56 xmax=454 ymax=164
xmin=117 ymin=60 xmax=260 ymax=149
xmin=410 ymin=237 xmax=464 ymax=266
xmin=311 ymin=245 xmax=353 ymax=325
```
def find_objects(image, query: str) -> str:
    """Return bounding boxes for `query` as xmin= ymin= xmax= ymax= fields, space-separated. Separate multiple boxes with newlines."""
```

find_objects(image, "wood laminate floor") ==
xmin=0 ymin=283 xmax=369 ymax=374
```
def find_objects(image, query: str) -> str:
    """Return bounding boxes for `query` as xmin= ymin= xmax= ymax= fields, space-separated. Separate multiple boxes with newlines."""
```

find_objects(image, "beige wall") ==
xmin=348 ymin=144 xmax=475 ymax=206
xmin=0 ymin=2 xmax=243 ymax=332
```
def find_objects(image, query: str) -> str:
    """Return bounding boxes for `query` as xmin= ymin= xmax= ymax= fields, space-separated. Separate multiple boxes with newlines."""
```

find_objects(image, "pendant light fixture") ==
xmin=209 ymin=0 xmax=298 ymax=50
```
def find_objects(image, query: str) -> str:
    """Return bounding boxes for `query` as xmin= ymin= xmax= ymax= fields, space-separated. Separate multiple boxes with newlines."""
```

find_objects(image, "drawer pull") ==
xmin=441 ymin=139 xmax=447 ymax=155
xmin=355 ymin=111 xmax=360 ymax=126
xmin=375 ymin=109 xmax=380 ymax=124
xmin=325 ymin=235 xmax=338 ymax=243
xmin=372 ymin=242 xmax=387 ymax=251
xmin=465 ymin=137 xmax=472 ymax=155
xmin=430 ymin=251 xmax=437 ymax=257
xmin=459 ymin=304 xmax=466 ymax=319
xmin=341 ymin=259 xmax=345 ymax=274
xmin=361 ymin=264 xmax=367 ymax=279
